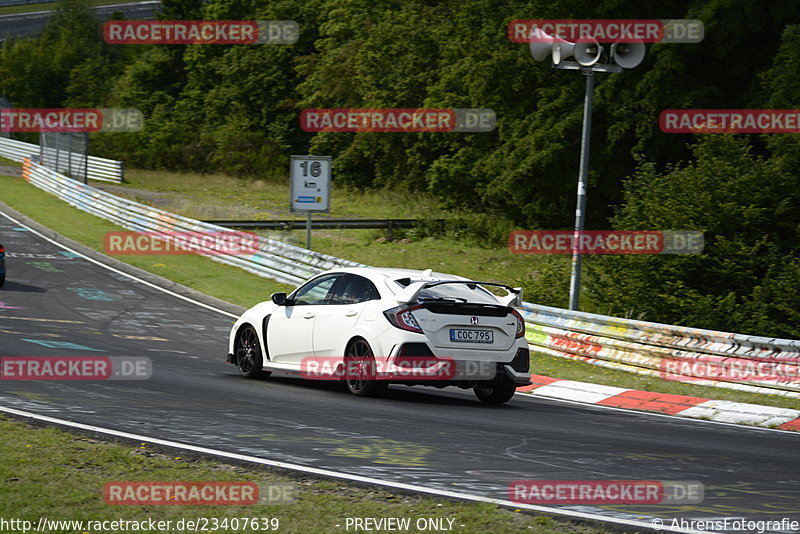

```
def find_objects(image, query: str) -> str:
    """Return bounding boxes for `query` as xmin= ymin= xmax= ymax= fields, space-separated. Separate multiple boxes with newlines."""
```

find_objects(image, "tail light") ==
xmin=384 ymin=305 xmax=424 ymax=333
xmin=0 ymin=244 xmax=4 ymax=254
xmin=510 ymin=309 xmax=525 ymax=339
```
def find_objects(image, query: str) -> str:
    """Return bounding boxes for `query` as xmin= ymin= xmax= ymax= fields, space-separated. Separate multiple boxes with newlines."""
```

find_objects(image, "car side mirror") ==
xmin=271 ymin=292 xmax=289 ymax=306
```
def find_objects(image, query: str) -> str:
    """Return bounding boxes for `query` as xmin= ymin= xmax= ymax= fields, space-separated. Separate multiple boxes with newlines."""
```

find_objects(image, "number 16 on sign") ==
xmin=290 ymin=155 xmax=331 ymax=249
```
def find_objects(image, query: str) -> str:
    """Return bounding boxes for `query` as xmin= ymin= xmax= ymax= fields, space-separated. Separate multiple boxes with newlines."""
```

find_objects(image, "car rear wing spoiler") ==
xmin=395 ymin=280 xmax=523 ymax=308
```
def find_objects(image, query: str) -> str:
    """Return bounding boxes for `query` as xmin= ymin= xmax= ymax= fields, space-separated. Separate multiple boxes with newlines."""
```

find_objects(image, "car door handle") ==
xmin=303 ymin=312 xmax=315 ymax=319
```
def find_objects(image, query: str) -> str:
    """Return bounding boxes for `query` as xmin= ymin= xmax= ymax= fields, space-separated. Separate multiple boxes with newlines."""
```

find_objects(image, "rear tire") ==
xmin=235 ymin=325 xmax=270 ymax=378
xmin=344 ymin=338 xmax=388 ymax=397
xmin=474 ymin=382 xmax=516 ymax=404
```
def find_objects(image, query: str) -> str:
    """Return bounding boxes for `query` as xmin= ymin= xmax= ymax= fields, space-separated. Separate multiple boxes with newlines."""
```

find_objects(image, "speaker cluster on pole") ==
xmin=529 ymin=29 xmax=645 ymax=69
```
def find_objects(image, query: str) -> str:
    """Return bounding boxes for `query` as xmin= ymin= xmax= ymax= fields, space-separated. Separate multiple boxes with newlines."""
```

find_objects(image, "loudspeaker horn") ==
xmin=610 ymin=41 xmax=645 ymax=69
xmin=552 ymin=41 xmax=575 ymax=65
xmin=529 ymin=28 xmax=566 ymax=62
xmin=573 ymin=40 xmax=603 ymax=66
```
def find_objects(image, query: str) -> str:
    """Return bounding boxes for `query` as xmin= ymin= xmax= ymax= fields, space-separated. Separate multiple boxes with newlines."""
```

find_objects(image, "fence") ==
xmin=0 ymin=137 xmax=123 ymax=183
xmin=17 ymin=157 xmax=800 ymax=396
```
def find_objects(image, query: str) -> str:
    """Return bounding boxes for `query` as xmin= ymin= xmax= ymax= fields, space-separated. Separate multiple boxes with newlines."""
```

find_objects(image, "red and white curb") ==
xmin=517 ymin=375 xmax=800 ymax=431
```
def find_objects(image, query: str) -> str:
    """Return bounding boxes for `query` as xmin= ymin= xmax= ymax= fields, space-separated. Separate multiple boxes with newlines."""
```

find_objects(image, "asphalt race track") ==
xmin=0 ymin=204 xmax=798 ymax=533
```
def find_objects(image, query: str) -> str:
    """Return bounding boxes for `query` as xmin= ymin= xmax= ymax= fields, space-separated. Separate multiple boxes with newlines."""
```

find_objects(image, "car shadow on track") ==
xmin=223 ymin=370 xmax=526 ymax=409
xmin=0 ymin=280 xmax=46 ymax=292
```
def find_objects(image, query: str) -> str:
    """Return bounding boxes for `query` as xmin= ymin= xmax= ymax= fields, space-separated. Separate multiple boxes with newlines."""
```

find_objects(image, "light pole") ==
xmin=570 ymin=68 xmax=595 ymax=311
xmin=530 ymin=34 xmax=644 ymax=310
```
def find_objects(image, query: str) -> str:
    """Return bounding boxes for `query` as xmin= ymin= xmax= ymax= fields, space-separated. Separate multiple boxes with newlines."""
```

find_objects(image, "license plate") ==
xmin=449 ymin=328 xmax=494 ymax=343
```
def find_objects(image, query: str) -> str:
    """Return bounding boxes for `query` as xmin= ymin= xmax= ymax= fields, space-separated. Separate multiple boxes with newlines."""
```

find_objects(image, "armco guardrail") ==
xmin=522 ymin=303 xmax=800 ymax=397
xmin=40 ymin=146 xmax=124 ymax=184
xmin=21 ymin=159 xmax=362 ymax=284
xmin=16 ymin=158 xmax=800 ymax=396
xmin=204 ymin=218 xmax=446 ymax=239
xmin=0 ymin=137 xmax=38 ymax=162
xmin=0 ymin=137 xmax=123 ymax=183
xmin=204 ymin=219 xmax=444 ymax=230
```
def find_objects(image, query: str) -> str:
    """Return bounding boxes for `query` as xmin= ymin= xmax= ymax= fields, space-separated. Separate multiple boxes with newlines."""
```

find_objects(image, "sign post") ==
xmin=290 ymin=155 xmax=331 ymax=249
xmin=0 ymin=98 xmax=10 ymax=138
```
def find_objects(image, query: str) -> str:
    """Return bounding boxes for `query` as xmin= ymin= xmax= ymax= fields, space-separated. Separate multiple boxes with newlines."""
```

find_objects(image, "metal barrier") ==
xmin=84 ymin=156 xmax=124 ymax=184
xmin=0 ymin=137 xmax=123 ymax=183
xmin=0 ymin=137 xmax=38 ymax=162
xmin=21 ymin=159 xmax=362 ymax=285
xmin=522 ymin=303 xmax=800 ymax=397
xmin=204 ymin=218 xmax=446 ymax=239
xmin=17 ymin=157 xmax=800 ymax=396
xmin=204 ymin=219 xmax=444 ymax=230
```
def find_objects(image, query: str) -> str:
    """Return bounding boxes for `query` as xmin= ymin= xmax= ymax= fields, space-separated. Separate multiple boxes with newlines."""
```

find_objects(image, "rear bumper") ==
xmin=377 ymin=346 xmax=531 ymax=385
xmin=503 ymin=364 xmax=532 ymax=386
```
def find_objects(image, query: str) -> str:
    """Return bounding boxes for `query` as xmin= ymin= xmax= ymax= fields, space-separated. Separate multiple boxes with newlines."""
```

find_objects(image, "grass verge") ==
xmin=94 ymin=169 xmax=555 ymax=297
xmin=0 ymin=415 xmax=614 ymax=534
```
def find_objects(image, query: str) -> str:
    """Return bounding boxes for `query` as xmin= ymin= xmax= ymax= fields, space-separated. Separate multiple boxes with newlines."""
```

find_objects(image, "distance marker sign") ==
xmin=290 ymin=155 xmax=331 ymax=212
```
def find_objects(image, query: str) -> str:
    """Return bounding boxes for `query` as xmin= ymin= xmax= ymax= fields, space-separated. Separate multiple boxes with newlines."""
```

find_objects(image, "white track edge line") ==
xmin=0 ymin=404 xmax=709 ymax=534
xmin=0 ymin=209 xmax=239 ymax=318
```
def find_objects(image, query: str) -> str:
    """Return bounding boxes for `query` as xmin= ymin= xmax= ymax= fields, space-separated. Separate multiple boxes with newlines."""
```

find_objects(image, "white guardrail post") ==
xmin=0 ymin=137 xmax=123 ymax=183
xmin=12 ymin=156 xmax=800 ymax=397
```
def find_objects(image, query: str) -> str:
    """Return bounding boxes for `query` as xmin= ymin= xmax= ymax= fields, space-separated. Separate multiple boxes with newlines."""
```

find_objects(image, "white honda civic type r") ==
xmin=226 ymin=267 xmax=531 ymax=404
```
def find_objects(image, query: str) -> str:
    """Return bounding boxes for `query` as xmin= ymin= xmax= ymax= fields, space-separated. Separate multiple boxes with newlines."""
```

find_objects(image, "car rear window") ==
xmin=416 ymin=283 xmax=498 ymax=305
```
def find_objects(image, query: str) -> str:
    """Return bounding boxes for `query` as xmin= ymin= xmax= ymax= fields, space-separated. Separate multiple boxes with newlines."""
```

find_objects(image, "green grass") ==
xmin=100 ymin=169 xmax=545 ymax=287
xmin=116 ymin=168 xmax=451 ymax=221
xmin=0 ymin=415 xmax=616 ymax=534
xmin=4 ymin=170 xmax=799 ymax=412
xmin=0 ymin=0 xmax=127 ymax=16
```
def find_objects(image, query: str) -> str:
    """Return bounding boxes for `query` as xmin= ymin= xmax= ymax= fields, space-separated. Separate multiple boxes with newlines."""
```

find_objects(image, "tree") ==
xmin=586 ymin=135 xmax=800 ymax=337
